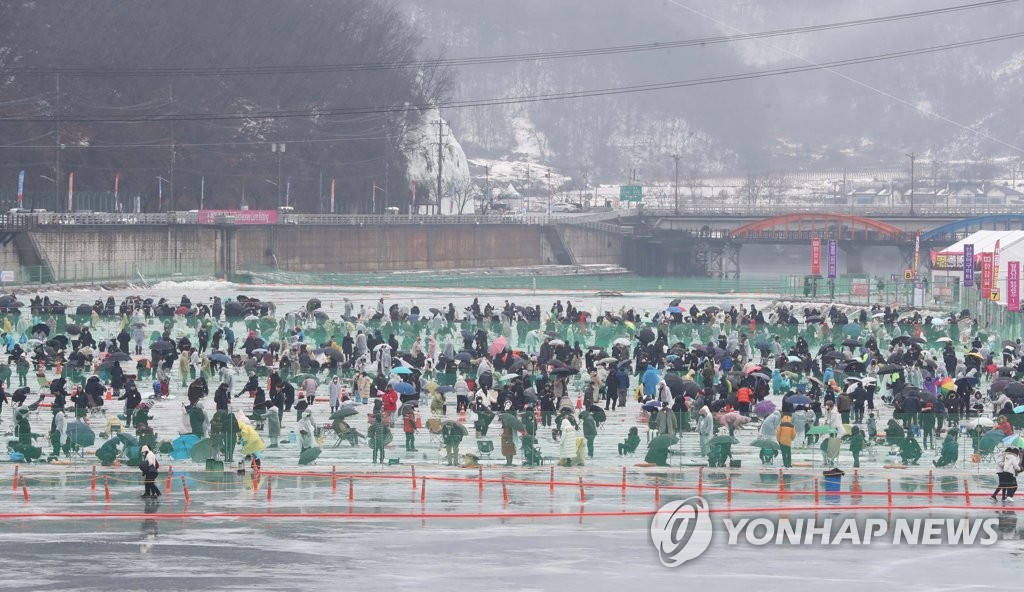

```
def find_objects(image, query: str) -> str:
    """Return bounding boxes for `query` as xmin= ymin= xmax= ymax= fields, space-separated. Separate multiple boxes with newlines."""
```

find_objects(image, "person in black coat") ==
xmin=187 ymin=377 xmax=208 ymax=407
xmin=214 ymin=382 xmax=231 ymax=411
xmin=118 ymin=382 xmax=142 ymax=427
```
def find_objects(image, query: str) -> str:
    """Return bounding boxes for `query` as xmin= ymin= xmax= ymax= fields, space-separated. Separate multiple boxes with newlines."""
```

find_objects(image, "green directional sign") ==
xmin=619 ymin=185 xmax=643 ymax=202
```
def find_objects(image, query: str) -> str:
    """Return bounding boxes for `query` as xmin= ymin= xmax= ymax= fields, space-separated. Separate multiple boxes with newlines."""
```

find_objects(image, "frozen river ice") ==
xmin=0 ymin=279 xmax=1018 ymax=590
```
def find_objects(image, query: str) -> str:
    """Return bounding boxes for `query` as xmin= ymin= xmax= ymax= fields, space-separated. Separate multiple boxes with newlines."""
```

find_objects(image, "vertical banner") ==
xmin=963 ymin=244 xmax=975 ymax=287
xmin=285 ymin=177 xmax=291 ymax=208
xmin=113 ymin=173 xmax=120 ymax=213
xmin=16 ymin=170 xmax=24 ymax=209
xmin=330 ymin=179 xmax=335 ymax=213
xmin=67 ymin=172 xmax=74 ymax=212
xmin=913 ymin=231 xmax=920 ymax=279
xmin=810 ymin=238 xmax=821 ymax=275
xmin=134 ymin=195 xmax=141 ymax=214
xmin=981 ymin=252 xmax=994 ymax=299
xmin=826 ymin=239 xmax=838 ymax=279
xmin=1008 ymin=261 xmax=1020 ymax=312
xmin=993 ymin=239 xmax=1001 ymax=294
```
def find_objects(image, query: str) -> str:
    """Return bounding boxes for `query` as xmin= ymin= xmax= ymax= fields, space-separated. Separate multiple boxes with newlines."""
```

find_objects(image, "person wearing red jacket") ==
xmin=382 ymin=387 xmax=398 ymax=427
xmin=403 ymin=407 xmax=418 ymax=452
xmin=736 ymin=387 xmax=752 ymax=416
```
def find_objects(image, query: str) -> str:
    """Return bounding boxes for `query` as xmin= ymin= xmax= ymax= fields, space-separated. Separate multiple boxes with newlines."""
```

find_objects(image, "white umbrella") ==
xmin=936 ymin=337 xmax=953 ymax=343
xmin=968 ymin=417 xmax=994 ymax=429
xmin=373 ymin=343 xmax=391 ymax=352
xmin=613 ymin=337 xmax=631 ymax=347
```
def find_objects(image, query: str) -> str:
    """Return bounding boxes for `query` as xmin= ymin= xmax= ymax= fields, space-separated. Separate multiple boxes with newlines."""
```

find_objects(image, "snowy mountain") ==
xmin=401 ymin=0 xmax=1024 ymax=184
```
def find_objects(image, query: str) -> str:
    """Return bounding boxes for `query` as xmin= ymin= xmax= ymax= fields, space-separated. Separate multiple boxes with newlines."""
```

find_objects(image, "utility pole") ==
xmin=907 ymin=152 xmax=916 ymax=215
xmin=200 ymin=176 xmax=205 ymax=210
xmin=169 ymin=85 xmax=175 ymax=212
xmin=319 ymin=171 xmax=323 ymax=214
xmin=670 ymin=153 xmax=680 ymax=214
xmin=485 ymin=165 xmax=491 ymax=211
xmin=383 ymin=120 xmax=390 ymax=211
xmin=55 ymin=73 xmax=61 ymax=211
xmin=435 ymin=120 xmax=445 ymax=216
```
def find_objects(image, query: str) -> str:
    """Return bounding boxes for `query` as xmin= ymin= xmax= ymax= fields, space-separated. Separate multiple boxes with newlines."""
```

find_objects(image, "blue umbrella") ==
xmin=393 ymin=382 xmax=415 ymax=395
xmin=208 ymin=352 xmax=231 ymax=364
xmin=666 ymin=354 xmax=680 ymax=361
xmin=170 ymin=434 xmax=200 ymax=460
xmin=787 ymin=394 xmax=812 ymax=406
xmin=666 ymin=306 xmax=683 ymax=314
xmin=642 ymin=400 xmax=663 ymax=412
xmin=392 ymin=366 xmax=413 ymax=375
xmin=842 ymin=323 xmax=863 ymax=337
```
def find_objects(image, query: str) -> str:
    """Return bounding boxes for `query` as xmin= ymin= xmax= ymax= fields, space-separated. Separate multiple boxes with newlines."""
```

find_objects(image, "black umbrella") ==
xmin=1005 ymin=382 xmax=1024 ymax=398
xmin=498 ymin=413 xmax=526 ymax=431
xmin=890 ymin=336 xmax=911 ymax=346
xmin=878 ymin=364 xmax=903 ymax=374
xmin=551 ymin=367 xmax=579 ymax=377
xmin=429 ymin=308 xmax=442 ymax=315
xmin=150 ymin=341 xmax=174 ymax=352
xmin=31 ymin=323 xmax=50 ymax=336
xmin=305 ymin=298 xmax=322 ymax=312
xmin=841 ymin=339 xmax=861 ymax=348
xmin=638 ymin=327 xmax=656 ymax=345
xmin=65 ymin=324 xmax=82 ymax=336
xmin=841 ymin=361 xmax=866 ymax=374
xmin=823 ymin=351 xmax=848 ymax=361
xmin=106 ymin=352 xmax=132 ymax=363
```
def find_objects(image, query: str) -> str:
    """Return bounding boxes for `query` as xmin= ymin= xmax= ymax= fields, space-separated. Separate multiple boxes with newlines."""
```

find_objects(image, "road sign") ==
xmin=0 ymin=271 xmax=13 ymax=282
xmin=903 ymin=270 xmax=913 ymax=281
xmin=619 ymin=185 xmax=643 ymax=202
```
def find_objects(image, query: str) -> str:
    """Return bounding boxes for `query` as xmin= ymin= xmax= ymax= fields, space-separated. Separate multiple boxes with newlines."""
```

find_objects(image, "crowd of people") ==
xmin=1 ymin=290 xmax=1022 ymax=500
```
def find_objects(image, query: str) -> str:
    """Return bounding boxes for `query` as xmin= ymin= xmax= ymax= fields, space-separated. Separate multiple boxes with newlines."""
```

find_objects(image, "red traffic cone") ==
xmin=575 ymin=396 xmax=582 ymax=410
xmin=415 ymin=414 xmax=423 ymax=429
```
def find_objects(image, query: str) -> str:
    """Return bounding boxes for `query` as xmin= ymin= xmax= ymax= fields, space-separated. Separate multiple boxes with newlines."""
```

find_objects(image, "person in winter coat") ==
xmin=736 ymin=386 xmax=753 ymax=416
xmin=697 ymin=406 xmax=714 ymax=456
xmin=430 ymin=389 xmax=445 ymax=416
xmin=777 ymin=414 xmax=796 ymax=468
xmin=558 ymin=409 xmax=579 ymax=466
xmin=619 ymin=426 xmax=641 ymax=455
xmin=500 ymin=422 xmax=516 ymax=466
xmin=266 ymin=405 xmax=282 ymax=447
xmin=441 ymin=421 xmax=463 ymax=466
xmin=327 ymin=376 xmax=343 ymax=413
xmin=118 ymin=383 xmax=142 ymax=428
xmin=822 ymin=400 xmax=844 ymax=435
xmin=139 ymin=445 xmax=161 ymax=498
xmin=381 ymin=387 xmax=398 ymax=427
xmin=849 ymin=425 xmax=866 ymax=468
xmin=581 ymin=409 xmax=598 ymax=458
xmin=992 ymin=448 xmax=1021 ymax=502
xmin=403 ymin=407 xmax=418 ymax=452
xmin=933 ymin=432 xmax=958 ymax=468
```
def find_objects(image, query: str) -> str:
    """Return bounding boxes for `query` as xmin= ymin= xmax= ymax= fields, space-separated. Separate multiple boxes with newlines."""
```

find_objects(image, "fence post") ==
xmin=964 ymin=479 xmax=971 ymax=507
xmin=348 ymin=477 xmax=354 ymax=502
xmin=411 ymin=465 xmax=416 ymax=490
xmin=887 ymin=478 xmax=893 ymax=506
xmin=698 ymin=466 xmax=704 ymax=497
xmin=104 ymin=476 xmax=111 ymax=504
xmin=655 ymin=477 xmax=661 ymax=505
xmin=20 ymin=477 xmax=29 ymax=502
xmin=332 ymin=466 xmax=337 ymax=492
xmin=928 ymin=470 xmax=933 ymax=502
xmin=814 ymin=478 xmax=820 ymax=505
xmin=727 ymin=477 xmax=733 ymax=507
xmin=579 ymin=476 xmax=586 ymax=504
xmin=181 ymin=476 xmax=190 ymax=505
xmin=13 ymin=465 xmax=18 ymax=491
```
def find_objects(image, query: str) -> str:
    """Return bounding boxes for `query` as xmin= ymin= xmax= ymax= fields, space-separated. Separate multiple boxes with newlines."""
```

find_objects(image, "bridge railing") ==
xmin=634 ymin=205 xmax=1024 ymax=217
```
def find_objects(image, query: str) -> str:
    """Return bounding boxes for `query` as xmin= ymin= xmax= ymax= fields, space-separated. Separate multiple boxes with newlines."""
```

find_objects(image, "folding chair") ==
xmin=477 ymin=439 xmax=494 ymax=459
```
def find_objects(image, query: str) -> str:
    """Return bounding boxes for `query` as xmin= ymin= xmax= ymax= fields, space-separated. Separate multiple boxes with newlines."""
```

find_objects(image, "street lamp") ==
xmin=906 ymin=153 xmax=916 ymax=216
xmin=157 ymin=176 xmax=169 ymax=212
xmin=669 ymin=154 xmax=680 ymax=214
xmin=39 ymin=175 xmax=57 ymax=212
xmin=271 ymin=143 xmax=286 ymax=208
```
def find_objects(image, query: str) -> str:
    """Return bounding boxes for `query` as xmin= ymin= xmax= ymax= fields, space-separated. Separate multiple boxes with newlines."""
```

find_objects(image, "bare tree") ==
xmin=449 ymin=178 xmax=478 ymax=214
xmin=742 ymin=172 xmax=764 ymax=205
xmin=684 ymin=164 xmax=703 ymax=207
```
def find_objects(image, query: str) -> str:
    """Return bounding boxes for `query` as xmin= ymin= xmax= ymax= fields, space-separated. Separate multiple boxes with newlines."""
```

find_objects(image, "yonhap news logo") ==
xmin=649 ymin=497 xmax=714 ymax=567
xmin=651 ymin=496 xmax=1002 ymax=568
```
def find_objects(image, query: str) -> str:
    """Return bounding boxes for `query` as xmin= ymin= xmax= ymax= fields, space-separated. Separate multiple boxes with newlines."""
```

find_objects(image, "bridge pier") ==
xmin=840 ymin=243 xmax=865 ymax=274
xmin=705 ymin=243 xmax=741 ymax=279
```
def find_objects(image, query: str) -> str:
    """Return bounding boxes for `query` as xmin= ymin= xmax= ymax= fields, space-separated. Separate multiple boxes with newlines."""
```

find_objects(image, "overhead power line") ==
xmin=1 ymin=0 xmax=1017 ymax=77
xmin=2 ymin=31 xmax=1020 ymax=124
